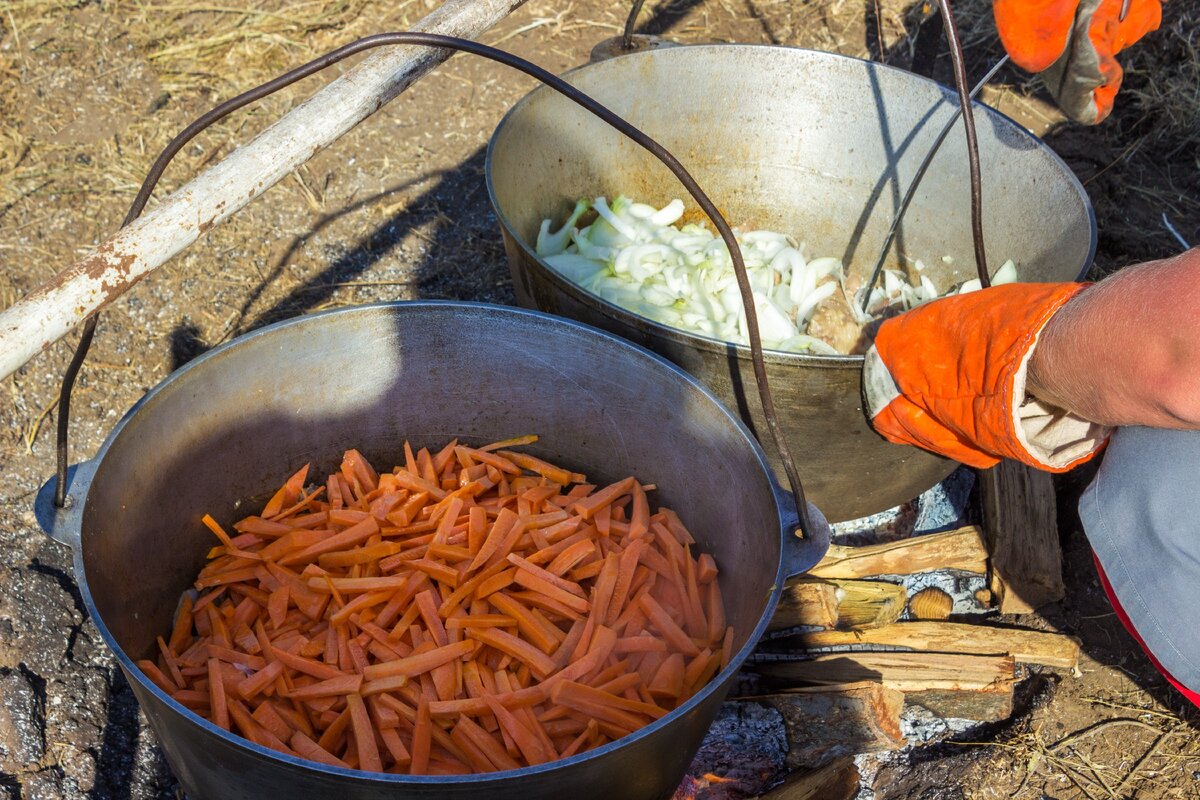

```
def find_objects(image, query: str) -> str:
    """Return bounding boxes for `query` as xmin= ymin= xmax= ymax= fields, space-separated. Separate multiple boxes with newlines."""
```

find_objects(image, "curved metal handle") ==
xmin=35 ymin=459 xmax=96 ymax=550
xmin=50 ymin=30 xmax=821 ymax=537
xmin=778 ymin=493 xmax=832 ymax=578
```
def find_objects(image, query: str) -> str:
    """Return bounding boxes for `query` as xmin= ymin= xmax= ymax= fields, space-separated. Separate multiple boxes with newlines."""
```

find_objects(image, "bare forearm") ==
xmin=1028 ymin=248 xmax=1200 ymax=427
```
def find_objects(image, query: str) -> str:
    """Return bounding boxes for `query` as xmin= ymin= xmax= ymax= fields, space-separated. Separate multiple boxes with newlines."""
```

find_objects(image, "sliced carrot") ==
xmin=511 ymin=570 xmax=590 ymax=615
xmin=487 ymin=593 xmax=559 ymax=654
xmin=207 ymin=658 xmax=229 ymax=729
xmin=647 ymin=653 xmax=685 ymax=700
xmin=252 ymin=701 xmax=293 ymax=742
xmin=570 ymin=477 xmax=636 ymax=520
xmin=410 ymin=694 xmax=433 ymax=775
xmin=346 ymin=693 xmax=383 ymax=773
xmin=638 ymin=594 xmax=700 ymax=657
xmin=287 ymin=674 xmax=363 ymax=700
xmin=263 ymin=464 xmax=311 ymax=519
xmin=483 ymin=695 xmax=551 ymax=766
xmin=143 ymin=440 xmax=728 ymax=776
xmin=169 ymin=594 xmax=195 ymax=655
xmin=238 ymin=660 xmax=284 ymax=701
xmin=362 ymin=640 xmax=474 ymax=683
xmin=270 ymin=646 xmax=347 ymax=681
xmin=628 ymin=483 xmax=650 ymax=539
xmin=495 ymin=450 xmax=585 ymax=485
xmin=454 ymin=714 xmax=520 ymax=771
xmin=467 ymin=628 xmax=556 ymax=680
xmin=290 ymin=730 xmax=350 ymax=768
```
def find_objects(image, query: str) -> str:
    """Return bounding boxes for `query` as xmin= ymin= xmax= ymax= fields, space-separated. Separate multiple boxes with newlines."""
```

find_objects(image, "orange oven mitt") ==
xmin=863 ymin=282 xmax=1111 ymax=471
xmin=993 ymin=0 xmax=1162 ymax=123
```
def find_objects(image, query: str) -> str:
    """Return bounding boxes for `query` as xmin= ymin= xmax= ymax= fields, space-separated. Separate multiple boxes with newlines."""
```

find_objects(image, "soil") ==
xmin=1 ymin=1 xmax=1197 ymax=799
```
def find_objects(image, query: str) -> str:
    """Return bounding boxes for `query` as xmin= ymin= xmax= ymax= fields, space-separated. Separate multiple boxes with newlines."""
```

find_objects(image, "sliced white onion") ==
xmin=539 ymin=195 xmax=1015 ymax=355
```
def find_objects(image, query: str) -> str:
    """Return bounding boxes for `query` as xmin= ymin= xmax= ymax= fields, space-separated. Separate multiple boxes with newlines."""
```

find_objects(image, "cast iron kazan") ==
xmin=36 ymin=302 xmax=830 ymax=800
xmin=486 ymin=44 xmax=1097 ymax=521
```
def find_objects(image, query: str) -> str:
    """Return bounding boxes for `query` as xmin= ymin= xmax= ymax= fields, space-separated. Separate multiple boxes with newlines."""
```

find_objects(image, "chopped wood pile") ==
xmin=691 ymin=465 xmax=1076 ymax=799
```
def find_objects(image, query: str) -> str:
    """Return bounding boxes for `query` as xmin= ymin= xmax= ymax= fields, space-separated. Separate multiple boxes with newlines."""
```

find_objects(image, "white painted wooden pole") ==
xmin=0 ymin=0 xmax=526 ymax=381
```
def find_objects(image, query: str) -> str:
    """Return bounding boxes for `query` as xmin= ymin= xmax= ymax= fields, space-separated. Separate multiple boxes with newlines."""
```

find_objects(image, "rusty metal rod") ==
xmin=860 ymin=54 xmax=1008 ymax=313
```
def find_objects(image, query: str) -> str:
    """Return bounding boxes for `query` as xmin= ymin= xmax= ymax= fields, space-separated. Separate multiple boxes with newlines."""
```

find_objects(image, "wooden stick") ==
xmin=0 ymin=0 xmax=527 ymax=380
xmin=754 ymin=652 xmax=1015 ymax=722
xmin=770 ymin=580 xmax=839 ymax=631
xmin=755 ymin=652 xmax=1013 ymax=693
xmin=772 ymin=578 xmax=907 ymax=632
xmin=980 ymin=461 xmax=1065 ymax=613
xmin=756 ymin=756 xmax=861 ymax=800
xmin=742 ymin=682 xmax=905 ymax=769
xmin=827 ymin=579 xmax=906 ymax=630
xmin=807 ymin=526 xmax=988 ymax=579
xmin=778 ymin=621 xmax=1081 ymax=669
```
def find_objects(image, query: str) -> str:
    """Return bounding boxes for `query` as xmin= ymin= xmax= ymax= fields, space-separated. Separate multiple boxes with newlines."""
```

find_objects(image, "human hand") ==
xmin=992 ymin=0 xmax=1161 ymax=123
xmin=862 ymin=282 xmax=1110 ymax=470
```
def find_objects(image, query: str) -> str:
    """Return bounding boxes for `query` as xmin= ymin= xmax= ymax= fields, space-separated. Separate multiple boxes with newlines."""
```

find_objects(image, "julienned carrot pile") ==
xmin=138 ymin=436 xmax=731 ymax=775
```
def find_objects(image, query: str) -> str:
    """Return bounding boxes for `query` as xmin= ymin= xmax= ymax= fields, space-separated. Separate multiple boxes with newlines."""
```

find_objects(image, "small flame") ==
xmin=701 ymin=773 xmax=736 ymax=784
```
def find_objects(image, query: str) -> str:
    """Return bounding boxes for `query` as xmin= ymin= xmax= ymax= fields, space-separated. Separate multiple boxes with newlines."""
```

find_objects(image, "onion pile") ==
xmin=537 ymin=196 xmax=1016 ymax=355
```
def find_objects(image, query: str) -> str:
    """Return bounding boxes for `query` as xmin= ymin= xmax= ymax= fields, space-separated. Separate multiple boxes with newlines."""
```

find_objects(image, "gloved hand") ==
xmin=862 ymin=282 xmax=1111 ymax=471
xmin=993 ymin=0 xmax=1162 ymax=124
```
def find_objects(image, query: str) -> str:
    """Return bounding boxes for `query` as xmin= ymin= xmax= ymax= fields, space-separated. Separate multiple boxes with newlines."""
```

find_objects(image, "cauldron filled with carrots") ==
xmin=36 ymin=302 xmax=829 ymax=800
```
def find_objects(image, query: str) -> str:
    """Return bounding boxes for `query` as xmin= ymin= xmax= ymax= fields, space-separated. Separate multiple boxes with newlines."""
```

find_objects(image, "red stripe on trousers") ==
xmin=1092 ymin=552 xmax=1200 ymax=708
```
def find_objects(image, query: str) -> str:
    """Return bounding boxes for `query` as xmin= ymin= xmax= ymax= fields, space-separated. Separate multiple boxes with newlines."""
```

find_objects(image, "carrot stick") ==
xmin=144 ymin=440 xmax=728 ymax=776
xmin=445 ymin=614 xmax=516 ymax=630
xmin=238 ymin=660 xmax=284 ymax=701
xmin=570 ymin=477 xmax=636 ymax=520
xmin=270 ymin=646 xmax=347 ymax=681
xmin=207 ymin=658 xmax=229 ymax=729
xmin=495 ymin=450 xmax=585 ymax=485
xmin=483 ymin=696 xmax=551 ymax=766
xmin=486 ymin=593 xmax=558 ymax=654
xmin=287 ymin=674 xmax=363 ymax=700
xmin=628 ymin=483 xmax=650 ymax=539
xmin=279 ymin=517 xmax=380 ymax=566
xmin=410 ymin=694 xmax=433 ymax=775
xmin=454 ymin=714 xmax=520 ymax=771
xmin=648 ymin=653 xmax=685 ymax=700
xmin=290 ymin=730 xmax=350 ymax=768
xmin=462 ymin=628 xmax=552 ymax=680
xmin=511 ymin=570 xmax=590 ymax=615
xmin=169 ymin=595 xmax=194 ymax=654
xmin=638 ymin=594 xmax=701 ymax=657
xmin=346 ymin=693 xmax=383 ymax=772
xmin=362 ymin=640 xmax=474 ymax=683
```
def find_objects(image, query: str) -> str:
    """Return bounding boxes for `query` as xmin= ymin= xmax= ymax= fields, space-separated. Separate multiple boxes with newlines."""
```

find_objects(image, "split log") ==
xmin=830 ymin=579 xmax=907 ymax=629
xmin=980 ymin=460 xmax=1065 ymax=613
xmin=771 ymin=578 xmax=906 ymax=632
xmin=770 ymin=581 xmax=839 ymax=631
xmin=781 ymin=621 xmax=1080 ymax=669
xmin=808 ymin=526 xmax=988 ymax=580
xmin=0 ymin=0 xmax=527 ymax=380
xmin=747 ymin=682 xmax=905 ymax=769
xmin=756 ymin=756 xmax=860 ymax=800
xmin=755 ymin=652 xmax=1015 ymax=721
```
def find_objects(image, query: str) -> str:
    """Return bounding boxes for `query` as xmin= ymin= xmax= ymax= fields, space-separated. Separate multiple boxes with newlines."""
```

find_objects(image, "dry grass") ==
xmin=951 ymin=704 xmax=1200 ymax=800
xmin=0 ymin=0 xmax=426 ymax=234
xmin=1116 ymin=3 xmax=1200 ymax=159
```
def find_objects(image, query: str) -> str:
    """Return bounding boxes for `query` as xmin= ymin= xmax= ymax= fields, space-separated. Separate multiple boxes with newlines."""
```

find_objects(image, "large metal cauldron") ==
xmin=486 ymin=44 xmax=1096 ymax=521
xmin=35 ymin=302 xmax=829 ymax=800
